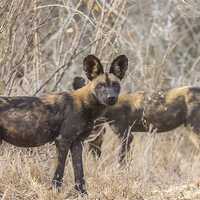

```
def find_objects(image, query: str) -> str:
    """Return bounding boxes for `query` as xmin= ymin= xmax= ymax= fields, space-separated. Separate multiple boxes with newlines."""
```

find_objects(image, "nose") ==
xmin=107 ymin=94 xmax=116 ymax=101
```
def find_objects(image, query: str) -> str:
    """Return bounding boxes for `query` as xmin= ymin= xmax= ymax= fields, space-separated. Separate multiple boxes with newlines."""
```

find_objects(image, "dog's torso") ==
xmin=0 ymin=92 xmax=96 ymax=147
xmin=106 ymin=86 xmax=200 ymax=133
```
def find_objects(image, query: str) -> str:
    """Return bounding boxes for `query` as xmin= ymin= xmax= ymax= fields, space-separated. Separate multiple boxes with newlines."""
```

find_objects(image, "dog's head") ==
xmin=83 ymin=55 xmax=128 ymax=106
xmin=72 ymin=77 xmax=85 ymax=90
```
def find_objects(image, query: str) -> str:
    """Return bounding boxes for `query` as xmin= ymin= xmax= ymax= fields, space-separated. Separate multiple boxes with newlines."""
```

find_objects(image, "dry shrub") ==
xmin=0 ymin=0 xmax=200 ymax=199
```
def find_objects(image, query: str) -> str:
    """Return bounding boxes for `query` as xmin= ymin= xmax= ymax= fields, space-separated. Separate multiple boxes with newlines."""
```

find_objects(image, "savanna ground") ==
xmin=0 ymin=0 xmax=200 ymax=199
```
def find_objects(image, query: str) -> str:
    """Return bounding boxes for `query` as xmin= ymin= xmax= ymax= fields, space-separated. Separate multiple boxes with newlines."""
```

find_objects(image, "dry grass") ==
xmin=0 ymin=128 xmax=200 ymax=199
xmin=0 ymin=0 xmax=200 ymax=199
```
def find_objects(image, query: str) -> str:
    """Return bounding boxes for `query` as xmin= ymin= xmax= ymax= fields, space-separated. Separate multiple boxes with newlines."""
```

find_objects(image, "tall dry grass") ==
xmin=0 ymin=0 xmax=200 ymax=199
xmin=0 ymin=128 xmax=200 ymax=199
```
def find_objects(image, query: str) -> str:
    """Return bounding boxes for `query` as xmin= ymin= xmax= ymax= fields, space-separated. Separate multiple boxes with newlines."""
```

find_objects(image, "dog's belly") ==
xmin=145 ymin=109 xmax=186 ymax=132
xmin=0 ymin=120 xmax=60 ymax=147
xmin=0 ymin=107 xmax=63 ymax=147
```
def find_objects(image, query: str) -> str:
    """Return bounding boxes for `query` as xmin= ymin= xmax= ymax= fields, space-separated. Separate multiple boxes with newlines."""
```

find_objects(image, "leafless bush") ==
xmin=1 ymin=0 xmax=199 ymax=96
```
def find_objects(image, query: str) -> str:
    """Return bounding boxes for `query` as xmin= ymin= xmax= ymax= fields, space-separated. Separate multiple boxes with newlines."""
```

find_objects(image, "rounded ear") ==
xmin=83 ymin=55 xmax=104 ymax=81
xmin=72 ymin=77 xmax=85 ymax=90
xmin=109 ymin=55 xmax=128 ymax=80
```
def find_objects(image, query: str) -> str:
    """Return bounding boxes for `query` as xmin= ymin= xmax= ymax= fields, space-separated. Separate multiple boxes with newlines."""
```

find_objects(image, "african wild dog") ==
xmin=0 ymin=54 xmax=128 ymax=194
xmin=73 ymin=77 xmax=200 ymax=164
xmin=106 ymin=86 xmax=200 ymax=163
xmin=72 ymin=76 xmax=106 ymax=157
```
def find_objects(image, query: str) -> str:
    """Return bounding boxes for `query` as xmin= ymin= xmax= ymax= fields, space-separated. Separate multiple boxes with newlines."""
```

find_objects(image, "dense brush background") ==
xmin=0 ymin=0 xmax=200 ymax=199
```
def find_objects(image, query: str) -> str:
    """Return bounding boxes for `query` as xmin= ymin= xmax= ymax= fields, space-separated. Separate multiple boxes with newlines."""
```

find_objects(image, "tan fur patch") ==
xmin=164 ymin=86 xmax=191 ymax=104
xmin=72 ymin=82 xmax=93 ymax=110
xmin=115 ymin=93 xmax=142 ymax=111
xmin=0 ymin=98 xmax=10 ymax=105
xmin=41 ymin=93 xmax=63 ymax=105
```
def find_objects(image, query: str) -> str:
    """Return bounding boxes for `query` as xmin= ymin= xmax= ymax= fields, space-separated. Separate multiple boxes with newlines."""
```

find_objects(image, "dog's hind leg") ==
xmin=52 ymin=136 xmax=71 ymax=188
xmin=110 ymin=122 xmax=133 ymax=164
xmin=186 ymin=102 xmax=200 ymax=150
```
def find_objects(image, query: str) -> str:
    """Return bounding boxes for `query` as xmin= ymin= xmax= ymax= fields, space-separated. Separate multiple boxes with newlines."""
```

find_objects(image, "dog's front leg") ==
xmin=70 ymin=139 xmax=87 ymax=194
xmin=52 ymin=136 xmax=71 ymax=188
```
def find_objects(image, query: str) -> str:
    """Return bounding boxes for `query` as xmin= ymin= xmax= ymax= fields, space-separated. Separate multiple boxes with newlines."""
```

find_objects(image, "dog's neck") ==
xmin=72 ymin=82 xmax=107 ymax=121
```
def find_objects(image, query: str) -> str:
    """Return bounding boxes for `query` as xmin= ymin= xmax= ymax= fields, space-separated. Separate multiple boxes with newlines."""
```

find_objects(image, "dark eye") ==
xmin=98 ymin=83 xmax=103 ymax=88
xmin=113 ymin=82 xmax=119 ymax=87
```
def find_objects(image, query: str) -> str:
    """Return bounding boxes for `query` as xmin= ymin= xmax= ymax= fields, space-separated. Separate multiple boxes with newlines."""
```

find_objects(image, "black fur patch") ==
xmin=105 ymin=72 xmax=111 ymax=86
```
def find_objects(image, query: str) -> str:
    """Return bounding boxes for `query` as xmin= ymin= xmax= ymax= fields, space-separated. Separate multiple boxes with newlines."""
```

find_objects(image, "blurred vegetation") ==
xmin=0 ymin=0 xmax=200 ymax=96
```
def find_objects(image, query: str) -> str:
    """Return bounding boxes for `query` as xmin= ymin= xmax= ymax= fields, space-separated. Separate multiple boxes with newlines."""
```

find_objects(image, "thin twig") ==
xmin=5 ymin=1 xmax=58 ymax=91
xmin=179 ymin=54 xmax=200 ymax=87
xmin=33 ymin=36 xmax=104 ymax=96
xmin=51 ymin=0 xmax=95 ymax=92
